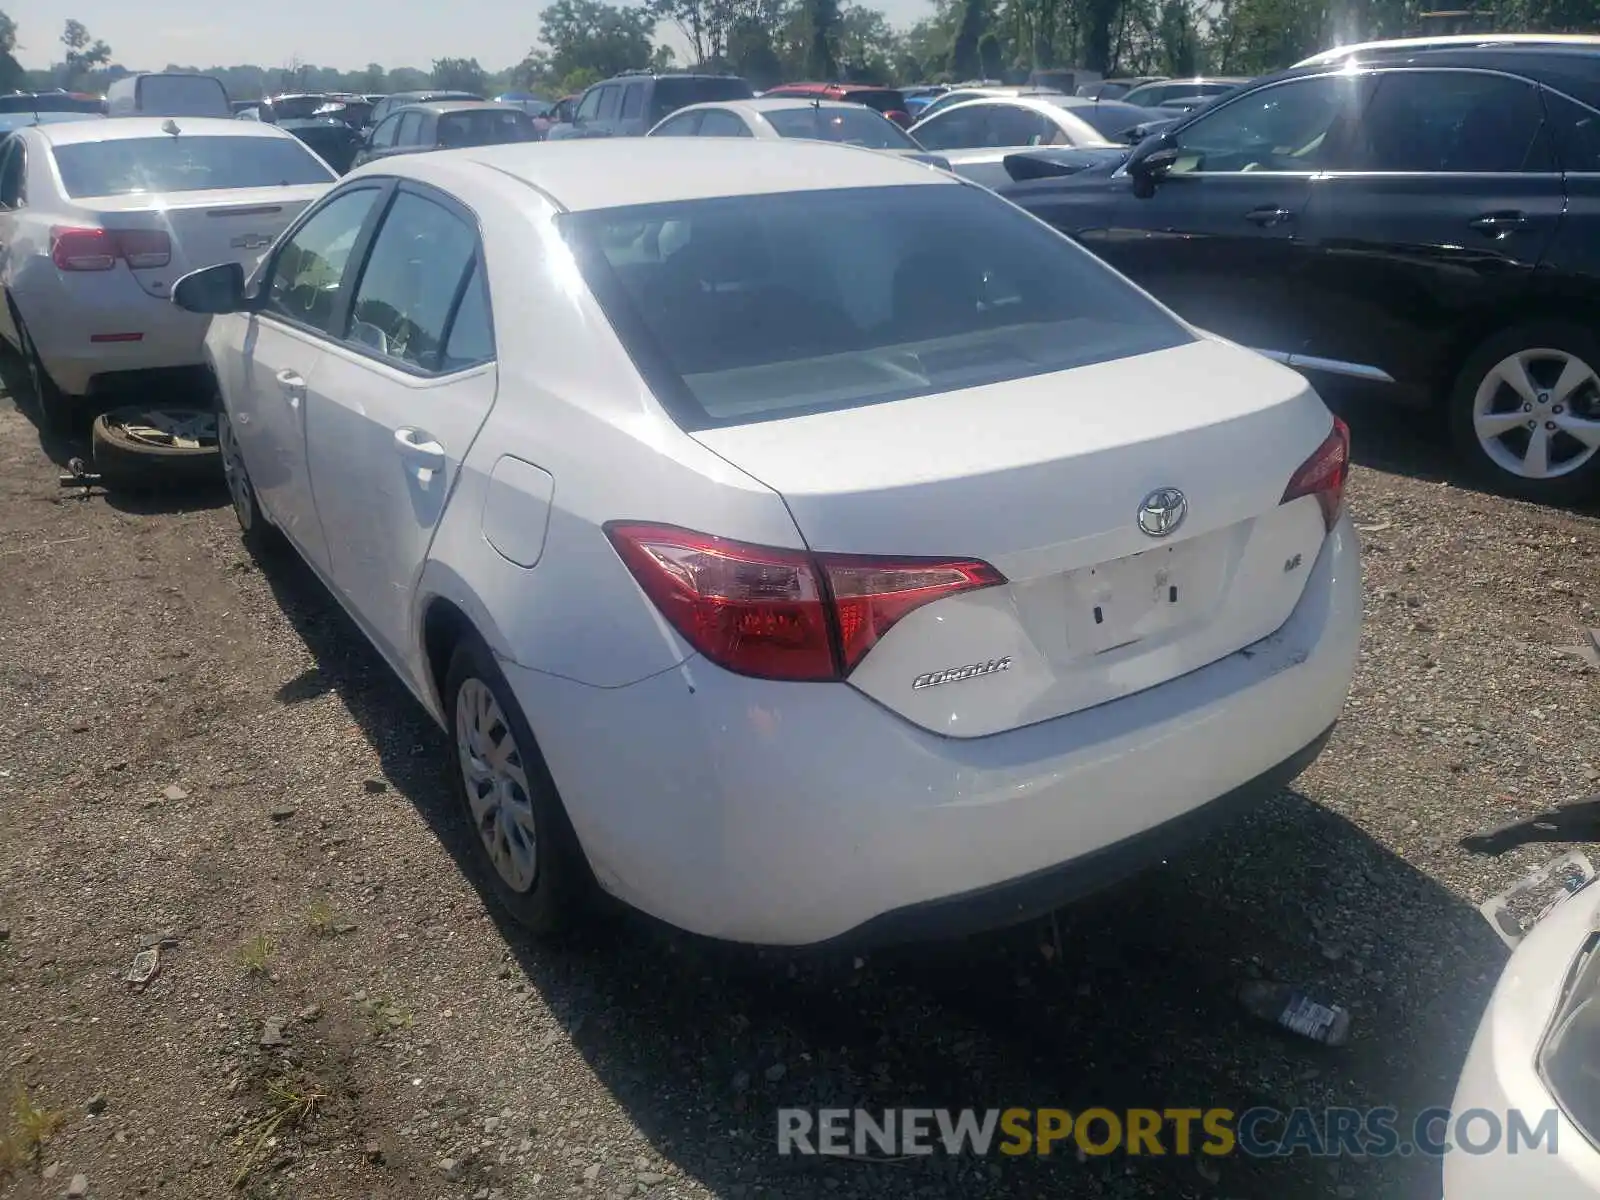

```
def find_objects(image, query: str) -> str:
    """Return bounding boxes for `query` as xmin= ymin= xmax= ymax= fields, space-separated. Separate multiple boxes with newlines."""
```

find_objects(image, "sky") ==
xmin=7 ymin=0 xmax=929 ymax=74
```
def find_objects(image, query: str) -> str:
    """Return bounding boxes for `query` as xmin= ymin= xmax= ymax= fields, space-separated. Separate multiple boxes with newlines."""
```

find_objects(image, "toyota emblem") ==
xmin=1137 ymin=488 xmax=1187 ymax=538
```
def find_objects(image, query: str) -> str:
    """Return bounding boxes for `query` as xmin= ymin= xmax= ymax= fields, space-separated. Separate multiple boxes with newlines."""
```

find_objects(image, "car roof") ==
xmin=679 ymin=97 xmax=883 ymax=115
xmin=1271 ymin=46 xmax=1600 ymax=107
xmin=34 ymin=116 xmax=297 ymax=146
xmin=1296 ymin=32 xmax=1600 ymax=67
xmin=410 ymin=100 xmax=527 ymax=115
xmin=370 ymin=137 xmax=953 ymax=212
xmin=769 ymin=81 xmax=900 ymax=94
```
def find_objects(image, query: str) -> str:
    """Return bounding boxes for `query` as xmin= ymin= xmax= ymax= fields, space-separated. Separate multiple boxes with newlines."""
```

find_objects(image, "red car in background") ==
xmin=759 ymin=82 xmax=913 ymax=127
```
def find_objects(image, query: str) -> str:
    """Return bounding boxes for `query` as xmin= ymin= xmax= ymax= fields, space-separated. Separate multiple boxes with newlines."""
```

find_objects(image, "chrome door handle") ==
xmin=1244 ymin=207 xmax=1294 ymax=227
xmin=394 ymin=427 xmax=446 ymax=474
xmin=1468 ymin=212 xmax=1526 ymax=237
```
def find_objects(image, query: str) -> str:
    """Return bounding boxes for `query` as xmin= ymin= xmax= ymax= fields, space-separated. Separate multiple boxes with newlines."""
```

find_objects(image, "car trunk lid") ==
xmin=690 ymin=338 xmax=1340 ymax=738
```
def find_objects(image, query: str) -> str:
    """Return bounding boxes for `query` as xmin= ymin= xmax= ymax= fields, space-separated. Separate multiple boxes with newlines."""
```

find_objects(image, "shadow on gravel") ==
xmin=255 ymin=538 xmax=1508 ymax=1200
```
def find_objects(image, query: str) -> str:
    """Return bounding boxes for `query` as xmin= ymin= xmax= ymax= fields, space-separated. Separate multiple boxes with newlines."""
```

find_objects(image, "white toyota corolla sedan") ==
xmin=0 ymin=116 xmax=335 ymax=428
xmin=174 ymin=139 xmax=1361 ymax=946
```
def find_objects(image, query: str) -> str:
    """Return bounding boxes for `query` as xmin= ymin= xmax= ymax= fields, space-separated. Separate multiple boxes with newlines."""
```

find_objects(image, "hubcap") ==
xmin=454 ymin=678 xmax=538 ymax=893
xmin=217 ymin=412 xmax=254 ymax=532
xmin=1473 ymin=349 xmax=1600 ymax=480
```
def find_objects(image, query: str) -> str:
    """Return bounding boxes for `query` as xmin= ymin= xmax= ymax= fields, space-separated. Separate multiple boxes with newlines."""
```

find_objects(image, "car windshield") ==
xmin=561 ymin=184 xmax=1190 ymax=429
xmin=438 ymin=108 xmax=537 ymax=147
xmin=764 ymin=106 xmax=917 ymax=149
xmin=649 ymin=77 xmax=753 ymax=124
xmin=52 ymin=135 xmax=335 ymax=197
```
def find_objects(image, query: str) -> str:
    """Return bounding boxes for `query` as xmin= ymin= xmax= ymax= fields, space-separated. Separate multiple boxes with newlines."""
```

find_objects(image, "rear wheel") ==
xmin=1448 ymin=322 xmax=1600 ymax=504
xmin=444 ymin=632 xmax=596 ymax=936
xmin=14 ymin=311 xmax=77 ymax=435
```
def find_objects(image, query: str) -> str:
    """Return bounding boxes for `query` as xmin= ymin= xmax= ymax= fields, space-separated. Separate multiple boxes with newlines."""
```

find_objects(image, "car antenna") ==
xmin=162 ymin=118 xmax=181 ymax=136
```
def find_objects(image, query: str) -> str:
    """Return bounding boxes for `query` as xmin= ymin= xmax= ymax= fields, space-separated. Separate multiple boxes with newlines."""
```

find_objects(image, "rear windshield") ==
xmin=438 ymin=108 xmax=536 ymax=147
xmin=847 ymin=90 xmax=907 ymax=115
xmin=136 ymin=76 xmax=229 ymax=116
xmin=269 ymin=95 xmax=330 ymax=119
xmin=561 ymin=184 xmax=1191 ymax=429
xmin=764 ymin=106 xmax=916 ymax=149
xmin=52 ymin=135 xmax=335 ymax=198
xmin=649 ymin=77 xmax=753 ymax=123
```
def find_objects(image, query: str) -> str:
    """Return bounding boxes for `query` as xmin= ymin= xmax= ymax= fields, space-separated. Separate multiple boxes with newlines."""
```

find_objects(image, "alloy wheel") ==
xmin=454 ymin=677 xmax=539 ymax=893
xmin=217 ymin=412 xmax=254 ymax=532
xmin=1472 ymin=348 xmax=1600 ymax=480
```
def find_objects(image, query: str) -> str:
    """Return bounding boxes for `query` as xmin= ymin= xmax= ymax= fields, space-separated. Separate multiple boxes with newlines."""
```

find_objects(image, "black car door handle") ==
xmin=1244 ymin=207 xmax=1294 ymax=227
xmin=1469 ymin=211 xmax=1526 ymax=237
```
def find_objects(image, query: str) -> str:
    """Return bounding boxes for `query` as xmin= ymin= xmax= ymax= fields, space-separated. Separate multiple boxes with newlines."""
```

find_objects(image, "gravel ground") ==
xmin=1 ymin=364 xmax=1598 ymax=1200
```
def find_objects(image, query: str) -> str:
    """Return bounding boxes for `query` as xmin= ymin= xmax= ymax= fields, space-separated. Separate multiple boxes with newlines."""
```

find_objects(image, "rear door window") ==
xmin=1346 ymin=70 xmax=1552 ymax=172
xmin=985 ymin=104 xmax=1056 ymax=146
xmin=0 ymin=138 xmax=23 ymax=208
xmin=620 ymin=83 xmax=645 ymax=121
xmin=696 ymin=109 xmax=752 ymax=137
xmin=595 ymin=86 xmax=622 ymax=121
xmin=347 ymin=190 xmax=480 ymax=373
xmin=559 ymin=183 xmax=1190 ymax=428
xmin=650 ymin=111 xmax=702 ymax=136
xmin=1544 ymin=90 xmax=1600 ymax=172
xmin=51 ymin=135 xmax=334 ymax=197
xmin=369 ymin=115 xmax=401 ymax=148
xmin=909 ymin=104 xmax=990 ymax=150
xmin=395 ymin=111 xmax=424 ymax=145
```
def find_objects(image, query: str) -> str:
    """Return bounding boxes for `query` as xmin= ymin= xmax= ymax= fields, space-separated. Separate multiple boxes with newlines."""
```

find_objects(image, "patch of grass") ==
xmin=359 ymin=996 xmax=412 ymax=1037
xmin=0 ymin=1083 xmax=64 ymax=1177
xmin=236 ymin=932 xmax=275 ymax=976
xmin=304 ymin=898 xmax=335 ymax=938
xmin=232 ymin=1071 xmax=325 ymax=1188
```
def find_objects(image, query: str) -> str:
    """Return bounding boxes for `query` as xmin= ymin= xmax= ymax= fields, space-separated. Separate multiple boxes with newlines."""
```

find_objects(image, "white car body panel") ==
xmin=201 ymin=139 xmax=1361 ymax=944
xmin=1446 ymin=883 xmax=1600 ymax=1198
xmin=0 ymin=117 xmax=332 ymax=394
xmin=645 ymin=97 xmax=942 ymax=166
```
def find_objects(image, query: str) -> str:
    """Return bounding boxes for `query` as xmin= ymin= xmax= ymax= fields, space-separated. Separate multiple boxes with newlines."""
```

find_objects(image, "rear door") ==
xmin=304 ymin=184 xmax=498 ymax=663
xmin=1294 ymin=67 xmax=1563 ymax=393
xmin=1544 ymin=87 xmax=1600 ymax=283
xmin=0 ymin=136 xmax=23 ymax=344
xmin=1099 ymin=73 xmax=1364 ymax=358
xmin=229 ymin=183 xmax=387 ymax=573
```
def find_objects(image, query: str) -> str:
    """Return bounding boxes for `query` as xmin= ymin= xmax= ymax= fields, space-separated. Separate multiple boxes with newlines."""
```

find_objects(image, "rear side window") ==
xmin=696 ymin=110 xmax=752 ymax=137
xmin=1540 ymin=90 xmax=1600 ymax=172
xmin=396 ymin=111 xmax=424 ymax=144
xmin=51 ymin=135 xmax=334 ymax=198
xmin=561 ymin=184 xmax=1191 ymax=429
xmin=1348 ymin=70 xmax=1552 ymax=172
xmin=596 ymin=86 xmax=621 ymax=120
xmin=0 ymin=139 xmax=23 ymax=208
xmin=649 ymin=76 xmax=754 ymax=124
xmin=442 ymin=260 xmax=494 ymax=370
xmin=438 ymin=109 xmax=535 ymax=147
xmin=370 ymin=115 xmax=401 ymax=148
xmin=348 ymin=191 xmax=479 ymax=373
xmin=910 ymin=105 xmax=990 ymax=150
xmin=620 ymin=84 xmax=644 ymax=120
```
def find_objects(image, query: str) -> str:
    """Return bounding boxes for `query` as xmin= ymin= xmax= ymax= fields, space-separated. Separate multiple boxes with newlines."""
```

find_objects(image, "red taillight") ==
xmin=51 ymin=227 xmax=116 ymax=271
xmin=605 ymin=522 xmax=1004 ymax=681
xmin=51 ymin=226 xmax=171 ymax=272
xmin=1280 ymin=416 xmax=1350 ymax=532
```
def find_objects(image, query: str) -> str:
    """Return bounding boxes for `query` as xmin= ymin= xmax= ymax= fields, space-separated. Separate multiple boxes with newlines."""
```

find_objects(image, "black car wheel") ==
xmin=1449 ymin=321 xmax=1600 ymax=504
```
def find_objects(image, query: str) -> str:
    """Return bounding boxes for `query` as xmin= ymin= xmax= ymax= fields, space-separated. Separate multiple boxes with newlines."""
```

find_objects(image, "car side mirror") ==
xmin=172 ymin=261 xmax=249 ymax=315
xmin=1128 ymin=140 xmax=1181 ymax=198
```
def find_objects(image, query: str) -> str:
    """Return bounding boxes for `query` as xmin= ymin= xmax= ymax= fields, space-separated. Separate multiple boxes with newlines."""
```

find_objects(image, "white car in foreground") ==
xmin=175 ymin=138 xmax=1360 ymax=946
xmin=0 ymin=116 xmax=334 ymax=427
xmin=1446 ymin=865 xmax=1600 ymax=1197
xmin=647 ymin=97 xmax=950 ymax=169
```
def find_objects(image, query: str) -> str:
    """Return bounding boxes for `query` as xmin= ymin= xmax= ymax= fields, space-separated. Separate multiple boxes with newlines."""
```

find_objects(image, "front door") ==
xmin=231 ymin=184 xmax=386 ymax=574
xmin=304 ymin=184 xmax=499 ymax=664
xmin=1293 ymin=67 xmax=1563 ymax=395
xmin=1098 ymin=72 xmax=1366 ymax=358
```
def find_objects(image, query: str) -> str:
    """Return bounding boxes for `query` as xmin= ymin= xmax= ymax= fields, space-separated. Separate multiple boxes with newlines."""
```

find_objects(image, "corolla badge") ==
xmin=912 ymin=657 xmax=1012 ymax=691
xmin=1137 ymin=487 xmax=1187 ymax=538
xmin=230 ymin=233 xmax=273 ymax=250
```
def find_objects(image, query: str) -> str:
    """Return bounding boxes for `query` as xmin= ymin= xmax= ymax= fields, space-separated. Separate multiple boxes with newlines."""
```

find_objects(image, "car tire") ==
xmin=444 ymin=631 xmax=597 ymax=936
xmin=14 ymin=309 xmax=78 ymax=436
xmin=90 ymin=406 xmax=222 ymax=489
xmin=1448 ymin=321 xmax=1600 ymax=504
xmin=217 ymin=408 xmax=284 ymax=556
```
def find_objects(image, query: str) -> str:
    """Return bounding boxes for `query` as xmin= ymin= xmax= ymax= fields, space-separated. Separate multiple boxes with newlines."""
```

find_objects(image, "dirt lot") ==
xmin=1 ymin=364 xmax=1598 ymax=1200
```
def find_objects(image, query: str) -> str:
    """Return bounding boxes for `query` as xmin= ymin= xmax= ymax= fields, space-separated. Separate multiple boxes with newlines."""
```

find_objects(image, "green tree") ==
xmin=801 ymin=0 xmax=840 ymax=78
xmin=61 ymin=18 xmax=110 ymax=89
xmin=539 ymin=0 xmax=656 ymax=82
xmin=836 ymin=4 xmax=899 ymax=81
xmin=431 ymin=56 xmax=488 ymax=92
xmin=950 ymin=0 xmax=988 ymax=77
xmin=357 ymin=62 xmax=387 ymax=93
xmin=0 ymin=11 xmax=21 ymax=94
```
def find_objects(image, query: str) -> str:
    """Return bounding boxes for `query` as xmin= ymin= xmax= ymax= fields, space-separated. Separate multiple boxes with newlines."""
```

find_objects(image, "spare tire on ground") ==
xmin=90 ymin=406 xmax=222 ymax=489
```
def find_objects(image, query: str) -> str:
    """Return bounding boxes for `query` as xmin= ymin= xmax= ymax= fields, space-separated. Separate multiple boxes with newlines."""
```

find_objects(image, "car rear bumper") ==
xmin=20 ymin=273 xmax=210 ymax=395
xmin=1444 ymin=885 xmax=1600 ymax=1198
xmin=505 ymin=513 xmax=1362 ymax=946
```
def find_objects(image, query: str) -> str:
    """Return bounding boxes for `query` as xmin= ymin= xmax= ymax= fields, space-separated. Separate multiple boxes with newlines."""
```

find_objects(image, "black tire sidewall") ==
xmin=443 ymin=632 xmax=593 ymax=935
xmin=16 ymin=313 xmax=72 ymax=433
xmin=1449 ymin=321 xmax=1600 ymax=504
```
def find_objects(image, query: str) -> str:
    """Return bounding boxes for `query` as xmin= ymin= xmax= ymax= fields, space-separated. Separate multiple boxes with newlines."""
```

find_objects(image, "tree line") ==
xmin=2 ymin=0 xmax=1596 ymax=103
